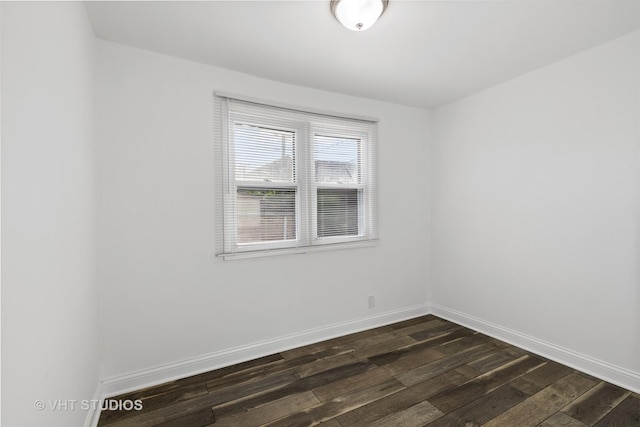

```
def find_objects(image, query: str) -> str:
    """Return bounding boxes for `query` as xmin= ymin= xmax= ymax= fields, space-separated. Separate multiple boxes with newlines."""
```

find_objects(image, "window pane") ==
xmin=313 ymin=135 xmax=359 ymax=184
xmin=234 ymin=123 xmax=295 ymax=182
xmin=317 ymin=188 xmax=359 ymax=237
xmin=237 ymin=188 xmax=296 ymax=244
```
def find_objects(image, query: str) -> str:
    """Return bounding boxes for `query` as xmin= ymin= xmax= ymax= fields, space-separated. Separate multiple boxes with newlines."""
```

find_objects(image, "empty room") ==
xmin=2 ymin=1 xmax=640 ymax=426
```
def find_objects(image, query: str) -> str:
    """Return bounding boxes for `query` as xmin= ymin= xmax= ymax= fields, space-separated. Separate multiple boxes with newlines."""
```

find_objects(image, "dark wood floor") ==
xmin=98 ymin=315 xmax=640 ymax=427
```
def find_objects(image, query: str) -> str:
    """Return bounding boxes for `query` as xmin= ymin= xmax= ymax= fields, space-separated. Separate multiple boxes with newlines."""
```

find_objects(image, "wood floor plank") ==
xmin=434 ymin=333 xmax=493 ymax=355
xmin=369 ymin=401 xmax=443 ymax=427
xmin=576 ymin=371 xmax=602 ymax=384
xmin=176 ymin=353 xmax=285 ymax=390
xmin=118 ymin=352 xmax=285 ymax=403
xmin=425 ymin=384 xmax=527 ymax=427
xmin=428 ymin=354 xmax=545 ymax=413
xmin=280 ymin=342 xmax=354 ymax=361
xmin=465 ymin=346 xmax=527 ymax=372
xmin=102 ymin=370 xmax=300 ymax=427
xmin=195 ymin=353 xmax=284 ymax=381
xmin=336 ymin=365 xmax=478 ymax=426
xmin=99 ymin=383 xmax=209 ymax=425
xmin=312 ymin=366 xmax=396 ymax=402
xmin=214 ymin=391 xmax=320 ymax=427
xmin=205 ymin=358 xmax=291 ymax=392
xmin=407 ymin=322 xmax=464 ymax=342
xmin=509 ymin=359 xmax=574 ymax=395
xmin=208 ymin=345 xmax=353 ymax=391
xmin=106 ymin=379 xmax=203 ymax=403
xmin=492 ymin=338 xmax=513 ymax=348
xmin=279 ymin=338 xmax=357 ymax=362
xmin=394 ymin=342 xmax=500 ymax=387
xmin=482 ymin=372 xmax=599 ymax=427
xmin=368 ymin=328 xmax=475 ymax=368
xmin=287 ymin=345 xmax=355 ymax=365
xmin=154 ymin=408 xmax=214 ymax=427
xmin=381 ymin=347 xmax=446 ymax=375
xmin=391 ymin=319 xmax=447 ymax=337
xmin=593 ymin=395 xmax=640 ymax=427
xmin=264 ymin=378 xmax=405 ymax=427
xmin=387 ymin=315 xmax=437 ymax=330
xmin=212 ymin=360 xmax=374 ymax=420
xmin=539 ymin=412 xmax=589 ymax=427
xmin=294 ymin=352 xmax=360 ymax=378
xmin=207 ymin=368 xmax=300 ymax=406
xmin=316 ymin=420 xmax=342 ymax=427
xmin=354 ymin=335 xmax=416 ymax=360
xmin=351 ymin=331 xmax=401 ymax=349
xmin=561 ymin=381 xmax=631 ymax=425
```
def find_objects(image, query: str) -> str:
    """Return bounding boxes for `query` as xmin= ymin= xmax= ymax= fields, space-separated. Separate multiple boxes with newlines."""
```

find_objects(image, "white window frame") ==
xmin=215 ymin=94 xmax=378 ymax=259
xmin=310 ymin=126 xmax=371 ymax=246
xmin=225 ymin=113 xmax=308 ymax=254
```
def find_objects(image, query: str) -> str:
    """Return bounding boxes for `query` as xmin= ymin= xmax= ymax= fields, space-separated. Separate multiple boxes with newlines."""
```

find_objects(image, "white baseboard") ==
xmin=430 ymin=303 xmax=640 ymax=394
xmin=84 ymin=381 xmax=103 ymax=427
xmin=100 ymin=303 xmax=430 ymax=398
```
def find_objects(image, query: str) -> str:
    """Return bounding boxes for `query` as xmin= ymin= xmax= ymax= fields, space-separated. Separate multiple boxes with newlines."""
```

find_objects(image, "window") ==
xmin=215 ymin=96 xmax=378 ymax=258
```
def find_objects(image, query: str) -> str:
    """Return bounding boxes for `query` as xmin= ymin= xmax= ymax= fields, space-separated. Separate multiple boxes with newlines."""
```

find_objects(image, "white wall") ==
xmin=95 ymin=40 xmax=430 ymax=385
xmin=431 ymin=31 xmax=640 ymax=387
xmin=1 ymin=3 xmax=99 ymax=426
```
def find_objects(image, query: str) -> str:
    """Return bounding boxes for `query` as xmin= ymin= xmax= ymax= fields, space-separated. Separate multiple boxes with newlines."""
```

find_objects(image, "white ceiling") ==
xmin=84 ymin=1 xmax=640 ymax=109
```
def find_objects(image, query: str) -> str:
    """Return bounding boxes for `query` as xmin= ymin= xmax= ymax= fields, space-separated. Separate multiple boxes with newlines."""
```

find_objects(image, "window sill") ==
xmin=217 ymin=239 xmax=379 ymax=261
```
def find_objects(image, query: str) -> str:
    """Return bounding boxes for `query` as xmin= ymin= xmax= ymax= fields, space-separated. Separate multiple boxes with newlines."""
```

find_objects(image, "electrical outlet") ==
xmin=368 ymin=295 xmax=375 ymax=309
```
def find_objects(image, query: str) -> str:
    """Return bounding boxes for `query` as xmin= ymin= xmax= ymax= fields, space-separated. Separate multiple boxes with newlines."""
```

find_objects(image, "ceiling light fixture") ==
xmin=330 ymin=0 xmax=388 ymax=32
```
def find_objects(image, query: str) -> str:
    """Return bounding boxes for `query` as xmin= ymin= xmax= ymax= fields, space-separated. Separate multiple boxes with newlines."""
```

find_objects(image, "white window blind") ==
xmin=215 ymin=95 xmax=378 ymax=258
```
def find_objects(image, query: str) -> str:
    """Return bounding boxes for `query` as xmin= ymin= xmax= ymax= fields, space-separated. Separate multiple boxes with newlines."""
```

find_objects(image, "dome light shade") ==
xmin=330 ymin=0 xmax=388 ymax=31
